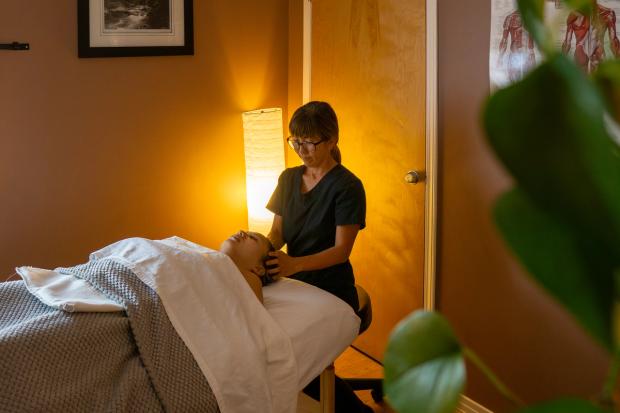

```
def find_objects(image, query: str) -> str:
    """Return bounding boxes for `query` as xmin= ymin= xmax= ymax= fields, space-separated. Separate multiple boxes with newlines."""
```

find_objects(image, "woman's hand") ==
xmin=266 ymin=250 xmax=302 ymax=279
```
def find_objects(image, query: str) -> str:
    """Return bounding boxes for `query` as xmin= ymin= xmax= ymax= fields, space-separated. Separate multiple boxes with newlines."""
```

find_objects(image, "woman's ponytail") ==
xmin=331 ymin=145 xmax=342 ymax=164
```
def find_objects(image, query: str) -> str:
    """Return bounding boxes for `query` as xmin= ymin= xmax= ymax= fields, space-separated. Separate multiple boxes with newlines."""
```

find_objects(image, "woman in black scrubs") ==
xmin=266 ymin=101 xmax=371 ymax=413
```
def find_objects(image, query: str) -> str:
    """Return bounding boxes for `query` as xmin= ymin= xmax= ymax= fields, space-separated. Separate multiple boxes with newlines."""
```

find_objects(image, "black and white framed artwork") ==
xmin=78 ymin=0 xmax=194 ymax=58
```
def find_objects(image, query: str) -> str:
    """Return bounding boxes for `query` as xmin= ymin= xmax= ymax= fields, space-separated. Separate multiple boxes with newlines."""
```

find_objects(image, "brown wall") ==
xmin=1 ymin=0 xmax=289 ymax=278
xmin=437 ymin=0 xmax=609 ymax=411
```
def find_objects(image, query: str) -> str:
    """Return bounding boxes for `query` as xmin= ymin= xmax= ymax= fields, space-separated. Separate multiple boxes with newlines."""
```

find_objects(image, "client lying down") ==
xmin=218 ymin=230 xmax=275 ymax=303
xmin=0 ymin=233 xmax=316 ymax=413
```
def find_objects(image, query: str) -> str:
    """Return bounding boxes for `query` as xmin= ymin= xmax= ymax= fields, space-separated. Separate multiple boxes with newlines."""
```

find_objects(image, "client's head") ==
xmin=219 ymin=230 xmax=273 ymax=277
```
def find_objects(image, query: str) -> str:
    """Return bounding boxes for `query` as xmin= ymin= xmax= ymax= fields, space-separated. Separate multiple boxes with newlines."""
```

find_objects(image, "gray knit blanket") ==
xmin=0 ymin=259 xmax=220 ymax=413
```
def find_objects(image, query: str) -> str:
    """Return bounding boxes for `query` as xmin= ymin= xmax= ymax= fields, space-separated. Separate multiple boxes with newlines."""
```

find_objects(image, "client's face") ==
xmin=220 ymin=231 xmax=270 ymax=272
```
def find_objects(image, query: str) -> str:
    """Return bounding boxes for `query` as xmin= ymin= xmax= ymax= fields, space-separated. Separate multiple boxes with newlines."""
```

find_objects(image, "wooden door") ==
xmin=312 ymin=0 xmax=427 ymax=360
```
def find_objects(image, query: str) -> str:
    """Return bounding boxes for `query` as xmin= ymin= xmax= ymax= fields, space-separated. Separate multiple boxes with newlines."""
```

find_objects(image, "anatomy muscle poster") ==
xmin=490 ymin=0 xmax=620 ymax=88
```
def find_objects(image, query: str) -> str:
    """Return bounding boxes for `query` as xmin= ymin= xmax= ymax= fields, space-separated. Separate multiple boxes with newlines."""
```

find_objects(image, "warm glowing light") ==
xmin=242 ymin=108 xmax=285 ymax=235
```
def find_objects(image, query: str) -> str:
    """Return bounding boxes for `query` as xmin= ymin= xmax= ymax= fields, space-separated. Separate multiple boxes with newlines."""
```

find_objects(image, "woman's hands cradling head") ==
xmin=265 ymin=250 xmax=302 ymax=279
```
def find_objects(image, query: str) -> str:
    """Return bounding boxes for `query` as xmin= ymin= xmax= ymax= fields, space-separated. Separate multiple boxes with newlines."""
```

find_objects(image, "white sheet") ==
xmin=17 ymin=236 xmax=360 ymax=409
xmin=94 ymin=236 xmax=360 ymax=389
xmin=262 ymin=278 xmax=359 ymax=388
xmin=16 ymin=266 xmax=124 ymax=312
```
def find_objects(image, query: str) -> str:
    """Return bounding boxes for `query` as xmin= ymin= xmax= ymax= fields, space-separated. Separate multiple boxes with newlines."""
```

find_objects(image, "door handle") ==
xmin=404 ymin=171 xmax=423 ymax=184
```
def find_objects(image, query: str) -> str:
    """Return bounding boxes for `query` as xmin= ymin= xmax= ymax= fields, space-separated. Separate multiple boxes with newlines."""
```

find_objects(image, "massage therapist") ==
xmin=266 ymin=101 xmax=366 ymax=313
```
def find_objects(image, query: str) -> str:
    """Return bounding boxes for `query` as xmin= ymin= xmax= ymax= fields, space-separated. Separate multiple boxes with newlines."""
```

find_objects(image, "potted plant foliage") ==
xmin=382 ymin=0 xmax=620 ymax=412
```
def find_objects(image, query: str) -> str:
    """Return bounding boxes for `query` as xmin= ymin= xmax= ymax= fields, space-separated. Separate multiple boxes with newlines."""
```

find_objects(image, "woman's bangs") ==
xmin=290 ymin=115 xmax=320 ymax=139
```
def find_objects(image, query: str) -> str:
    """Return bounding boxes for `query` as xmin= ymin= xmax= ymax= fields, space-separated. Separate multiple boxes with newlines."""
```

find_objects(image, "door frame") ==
xmin=302 ymin=0 xmax=438 ymax=311
xmin=424 ymin=0 xmax=438 ymax=311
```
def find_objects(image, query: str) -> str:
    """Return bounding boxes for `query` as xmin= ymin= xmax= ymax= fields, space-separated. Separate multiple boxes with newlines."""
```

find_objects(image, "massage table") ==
xmin=0 ymin=237 xmax=360 ymax=413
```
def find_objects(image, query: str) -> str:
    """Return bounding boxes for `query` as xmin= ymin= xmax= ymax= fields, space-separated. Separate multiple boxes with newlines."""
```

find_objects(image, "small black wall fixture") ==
xmin=0 ymin=42 xmax=30 ymax=51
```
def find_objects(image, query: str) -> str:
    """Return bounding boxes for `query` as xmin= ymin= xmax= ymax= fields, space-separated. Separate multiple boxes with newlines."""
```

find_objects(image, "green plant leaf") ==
xmin=383 ymin=310 xmax=465 ymax=413
xmin=484 ymin=54 xmax=620 ymax=350
xmin=615 ymin=270 xmax=620 ymax=347
xmin=517 ymin=398 xmax=607 ymax=412
xmin=593 ymin=59 xmax=620 ymax=123
xmin=561 ymin=0 xmax=595 ymax=14
xmin=517 ymin=0 xmax=554 ymax=55
xmin=495 ymin=188 xmax=611 ymax=349
xmin=484 ymin=55 xmax=620 ymax=242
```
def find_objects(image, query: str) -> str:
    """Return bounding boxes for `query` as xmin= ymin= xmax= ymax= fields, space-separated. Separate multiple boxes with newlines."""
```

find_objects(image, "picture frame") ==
xmin=78 ymin=0 xmax=194 ymax=58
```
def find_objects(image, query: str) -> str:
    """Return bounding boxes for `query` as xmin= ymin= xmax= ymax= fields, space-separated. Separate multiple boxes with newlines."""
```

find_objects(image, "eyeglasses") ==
xmin=287 ymin=136 xmax=326 ymax=153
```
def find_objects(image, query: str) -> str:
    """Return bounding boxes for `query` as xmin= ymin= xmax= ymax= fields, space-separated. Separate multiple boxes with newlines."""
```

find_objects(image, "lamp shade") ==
xmin=242 ymin=108 xmax=285 ymax=235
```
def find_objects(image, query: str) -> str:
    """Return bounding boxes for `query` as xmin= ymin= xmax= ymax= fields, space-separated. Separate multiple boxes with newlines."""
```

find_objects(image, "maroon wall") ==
xmin=437 ymin=0 xmax=609 ymax=411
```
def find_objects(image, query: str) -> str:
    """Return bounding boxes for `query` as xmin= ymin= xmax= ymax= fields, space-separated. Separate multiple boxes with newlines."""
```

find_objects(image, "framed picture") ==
xmin=78 ymin=0 xmax=194 ymax=58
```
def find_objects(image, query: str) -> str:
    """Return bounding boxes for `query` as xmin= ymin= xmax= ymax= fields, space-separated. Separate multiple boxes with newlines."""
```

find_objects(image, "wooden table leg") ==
xmin=320 ymin=363 xmax=335 ymax=413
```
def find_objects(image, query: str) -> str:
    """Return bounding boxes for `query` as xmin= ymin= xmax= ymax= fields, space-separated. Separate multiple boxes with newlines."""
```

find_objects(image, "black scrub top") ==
xmin=266 ymin=164 xmax=366 ymax=310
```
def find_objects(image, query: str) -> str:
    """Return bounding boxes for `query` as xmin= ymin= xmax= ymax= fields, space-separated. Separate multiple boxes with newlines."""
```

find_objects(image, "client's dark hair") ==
xmin=289 ymin=101 xmax=341 ymax=163
xmin=260 ymin=241 xmax=277 ymax=286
